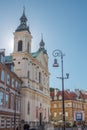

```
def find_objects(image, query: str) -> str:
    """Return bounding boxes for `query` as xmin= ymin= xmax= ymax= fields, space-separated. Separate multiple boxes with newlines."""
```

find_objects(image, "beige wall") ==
xmin=12 ymin=28 xmax=50 ymax=123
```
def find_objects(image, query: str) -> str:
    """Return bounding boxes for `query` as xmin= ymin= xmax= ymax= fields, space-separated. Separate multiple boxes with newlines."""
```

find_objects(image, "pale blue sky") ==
xmin=0 ymin=0 xmax=87 ymax=90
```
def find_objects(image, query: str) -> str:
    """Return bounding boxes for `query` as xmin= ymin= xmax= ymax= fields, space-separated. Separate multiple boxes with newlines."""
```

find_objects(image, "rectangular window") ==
xmin=1 ymin=70 xmax=5 ymax=82
xmin=59 ymin=112 xmax=62 ymax=115
xmin=7 ymin=74 xmax=10 ymax=85
xmin=67 ymin=103 xmax=72 ymax=107
xmin=59 ymin=103 xmax=62 ymax=108
xmin=18 ymin=41 xmax=22 ymax=51
xmin=65 ymin=112 xmax=68 ymax=117
xmin=4 ymin=118 xmax=6 ymax=128
xmin=39 ymin=72 xmax=41 ymax=83
xmin=54 ymin=112 xmax=57 ymax=117
xmin=5 ymin=94 xmax=9 ymax=108
xmin=27 ymin=101 xmax=30 ymax=115
xmin=0 ymin=91 xmax=4 ymax=105
xmin=11 ymin=94 xmax=14 ymax=110
xmin=15 ymin=81 xmax=18 ymax=88
xmin=54 ymin=104 xmax=57 ymax=108
xmin=12 ymin=78 xmax=15 ymax=88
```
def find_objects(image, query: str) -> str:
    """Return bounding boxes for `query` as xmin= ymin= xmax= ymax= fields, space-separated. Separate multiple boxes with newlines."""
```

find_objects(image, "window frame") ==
xmin=18 ymin=40 xmax=23 ymax=51
xmin=6 ymin=73 xmax=10 ymax=85
xmin=1 ymin=69 xmax=5 ymax=82
xmin=5 ymin=93 xmax=9 ymax=108
xmin=0 ymin=91 xmax=4 ymax=106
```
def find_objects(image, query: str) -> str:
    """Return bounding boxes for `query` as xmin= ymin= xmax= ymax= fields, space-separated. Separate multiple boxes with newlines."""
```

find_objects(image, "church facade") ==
xmin=11 ymin=9 xmax=50 ymax=124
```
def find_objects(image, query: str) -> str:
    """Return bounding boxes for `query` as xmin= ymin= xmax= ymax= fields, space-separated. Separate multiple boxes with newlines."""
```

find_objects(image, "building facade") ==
xmin=50 ymin=89 xmax=87 ymax=126
xmin=11 ymin=9 xmax=50 ymax=124
xmin=0 ymin=50 xmax=22 ymax=130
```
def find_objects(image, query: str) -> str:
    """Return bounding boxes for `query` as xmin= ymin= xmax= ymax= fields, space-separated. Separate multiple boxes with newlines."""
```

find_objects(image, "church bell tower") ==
xmin=12 ymin=8 xmax=32 ymax=85
xmin=13 ymin=8 xmax=32 ymax=53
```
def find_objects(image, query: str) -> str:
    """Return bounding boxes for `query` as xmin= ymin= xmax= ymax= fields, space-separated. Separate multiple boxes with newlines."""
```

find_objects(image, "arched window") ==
xmin=18 ymin=40 xmax=23 ymax=51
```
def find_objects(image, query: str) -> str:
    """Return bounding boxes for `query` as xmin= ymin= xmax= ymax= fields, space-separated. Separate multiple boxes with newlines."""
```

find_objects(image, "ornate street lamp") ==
xmin=52 ymin=49 xmax=69 ymax=130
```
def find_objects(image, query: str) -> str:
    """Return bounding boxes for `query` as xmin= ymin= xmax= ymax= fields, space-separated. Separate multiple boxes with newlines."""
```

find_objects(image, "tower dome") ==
xmin=15 ymin=7 xmax=30 ymax=33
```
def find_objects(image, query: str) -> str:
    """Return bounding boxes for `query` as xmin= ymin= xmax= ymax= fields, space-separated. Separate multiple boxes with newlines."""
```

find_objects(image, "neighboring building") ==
xmin=50 ymin=89 xmax=87 ymax=126
xmin=0 ymin=50 xmax=22 ymax=130
xmin=11 ymin=9 xmax=50 ymax=124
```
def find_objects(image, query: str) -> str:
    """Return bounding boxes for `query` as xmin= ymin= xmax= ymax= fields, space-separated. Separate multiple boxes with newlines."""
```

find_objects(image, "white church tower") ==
xmin=12 ymin=9 xmax=50 ymax=124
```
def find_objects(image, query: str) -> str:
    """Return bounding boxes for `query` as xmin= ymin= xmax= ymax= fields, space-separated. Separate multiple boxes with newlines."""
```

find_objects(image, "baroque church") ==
xmin=11 ymin=9 xmax=50 ymax=124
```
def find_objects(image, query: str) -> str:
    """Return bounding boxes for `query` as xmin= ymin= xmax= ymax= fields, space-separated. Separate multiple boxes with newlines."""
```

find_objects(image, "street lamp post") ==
xmin=52 ymin=49 xmax=69 ymax=130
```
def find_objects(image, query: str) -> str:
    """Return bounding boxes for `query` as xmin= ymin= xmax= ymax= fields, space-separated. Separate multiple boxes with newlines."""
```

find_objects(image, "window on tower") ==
xmin=18 ymin=40 xmax=23 ymax=51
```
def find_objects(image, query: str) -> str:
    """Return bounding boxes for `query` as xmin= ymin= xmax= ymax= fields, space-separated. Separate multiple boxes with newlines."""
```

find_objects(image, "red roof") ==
xmin=50 ymin=91 xmax=54 ymax=97
xmin=50 ymin=90 xmax=87 ymax=100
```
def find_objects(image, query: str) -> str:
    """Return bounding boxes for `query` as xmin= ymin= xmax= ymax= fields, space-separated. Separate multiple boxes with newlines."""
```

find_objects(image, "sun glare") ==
xmin=6 ymin=35 xmax=14 ymax=55
xmin=8 ymin=38 xmax=14 ymax=53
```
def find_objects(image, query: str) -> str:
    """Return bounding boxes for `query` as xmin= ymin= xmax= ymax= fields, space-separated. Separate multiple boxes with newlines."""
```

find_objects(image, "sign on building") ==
xmin=74 ymin=111 xmax=84 ymax=121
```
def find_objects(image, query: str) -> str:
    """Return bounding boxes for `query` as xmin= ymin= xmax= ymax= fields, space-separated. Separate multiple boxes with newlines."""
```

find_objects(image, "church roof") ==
xmin=5 ymin=56 xmax=13 ymax=63
xmin=31 ymin=37 xmax=47 ymax=58
xmin=15 ymin=8 xmax=31 ymax=33
xmin=31 ymin=48 xmax=47 ymax=58
xmin=31 ymin=50 xmax=40 ymax=58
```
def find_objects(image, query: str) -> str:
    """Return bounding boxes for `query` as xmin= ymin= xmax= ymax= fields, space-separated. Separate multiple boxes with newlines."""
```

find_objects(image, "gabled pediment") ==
xmin=36 ymin=51 xmax=48 ymax=69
